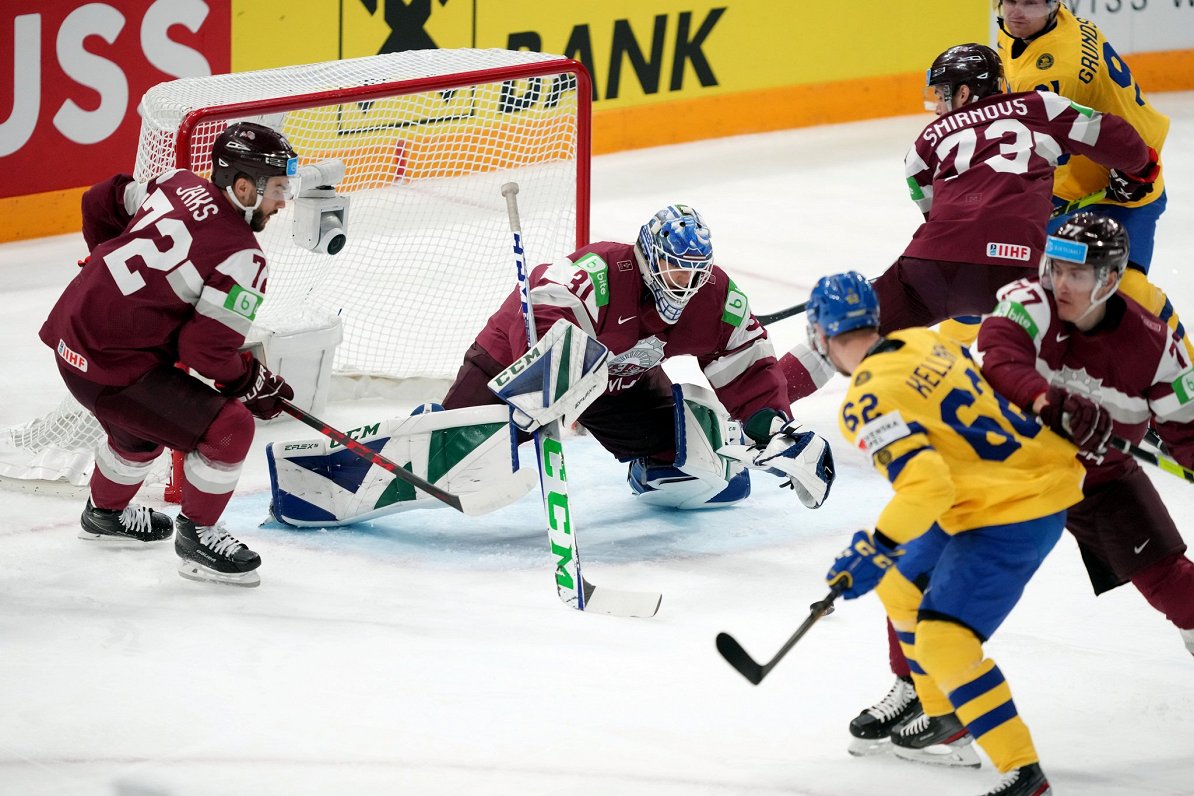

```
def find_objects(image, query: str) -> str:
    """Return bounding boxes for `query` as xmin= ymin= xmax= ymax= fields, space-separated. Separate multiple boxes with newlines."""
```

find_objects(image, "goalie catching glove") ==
xmin=720 ymin=411 xmax=835 ymax=509
xmin=487 ymin=318 xmax=609 ymax=432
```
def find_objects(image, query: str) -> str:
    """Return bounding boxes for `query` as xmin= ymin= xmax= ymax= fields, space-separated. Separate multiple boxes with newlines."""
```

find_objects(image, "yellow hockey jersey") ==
xmin=837 ymin=328 xmax=1084 ymax=543
xmin=998 ymin=5 xmax=1168 ymax=207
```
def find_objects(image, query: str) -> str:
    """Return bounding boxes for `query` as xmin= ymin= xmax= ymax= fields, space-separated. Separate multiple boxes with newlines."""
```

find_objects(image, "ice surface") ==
xmin=2 ymin=94 xmax=1192 ymax=795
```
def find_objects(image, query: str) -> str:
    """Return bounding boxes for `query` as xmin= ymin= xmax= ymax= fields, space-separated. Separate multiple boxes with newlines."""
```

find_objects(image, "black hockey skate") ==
xmin=175 ymin=514 xmax=261 ymax=587
xmin=79 ymin=498 xmax=173 ymax=543
xmin=979 ymin=763 xmax=1051 ymax=795
xmin=848 ymin=676 xmax=921 ymax=756
xmin=891 ymin=710 xmax=981 ymax=768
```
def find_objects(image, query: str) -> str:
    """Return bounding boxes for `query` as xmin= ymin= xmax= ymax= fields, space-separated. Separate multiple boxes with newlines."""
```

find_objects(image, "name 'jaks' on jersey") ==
xmin=838 ymin=328 xmax=1084 ymax=543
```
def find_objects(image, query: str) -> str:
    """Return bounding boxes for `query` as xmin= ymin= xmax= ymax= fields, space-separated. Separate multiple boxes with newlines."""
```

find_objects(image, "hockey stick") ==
xmin=716 ymin=588 xmax=839 ymax=684
xmin=501 ymin=182 xmax=662 ymax=618
xmin=756 ymin=299 xmax=811 ymax=326
xmin=1107 ymin=434 xmax=1194 ymax=484
xmin=1050 ymin=189 xmax=1107 ymax=219
xmin=755 ymin=190 xmax=1110 ymax=327
xmin=278 ymin=400 xmax=536 ymax=517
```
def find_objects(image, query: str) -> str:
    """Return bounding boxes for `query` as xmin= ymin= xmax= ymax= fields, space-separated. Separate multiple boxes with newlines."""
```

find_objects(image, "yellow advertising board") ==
xmin=8 ymin=1 xmax=1194 ymax=241
xmin=232 ymin=0 xmax=990 ymax=151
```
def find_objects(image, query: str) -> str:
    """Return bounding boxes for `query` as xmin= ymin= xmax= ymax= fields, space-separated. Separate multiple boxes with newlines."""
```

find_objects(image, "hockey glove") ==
xmin=219 ymin=352 xmax=294 ymax=420
xmin=825 ymin=530 xmax=902 ymax=600
xmin=753 ymin=421 xmax=836 ymax=509
xmin=1106 ymin=146 xmax=1161 ymax=204
xmin=1039 ymin=385 xmax=1113 ymax=455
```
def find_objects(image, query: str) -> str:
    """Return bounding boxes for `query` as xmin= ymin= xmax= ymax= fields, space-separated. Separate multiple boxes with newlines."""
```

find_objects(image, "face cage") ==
xmin=642 ymin=256 xmax=711 ymax=323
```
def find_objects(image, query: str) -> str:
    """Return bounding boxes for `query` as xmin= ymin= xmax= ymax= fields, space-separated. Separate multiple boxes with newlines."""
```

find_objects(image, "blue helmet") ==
xmin=807 ymin=271 xmax=879 ymax=341
xmin=636 ymin=204 xmax=714 ymax=324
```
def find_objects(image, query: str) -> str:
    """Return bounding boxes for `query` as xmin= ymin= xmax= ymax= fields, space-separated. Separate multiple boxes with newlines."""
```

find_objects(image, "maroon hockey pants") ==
xmin=870 ymin=256 xmax=1035 ymax=334
xmin=57 ymin=362 xmax=254 ymax=526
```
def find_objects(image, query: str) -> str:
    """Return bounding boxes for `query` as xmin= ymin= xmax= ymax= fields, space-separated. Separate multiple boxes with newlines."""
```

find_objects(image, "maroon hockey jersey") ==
xmin=40 ymin=170 xmax=266 ymax=387
xmin=474 ymin=241 xmax=790 ymax=424
xmin=903 ymin=90 xmax=1149 ymax=268
xmin=978 ymin=277 xmax=1194 ymax=487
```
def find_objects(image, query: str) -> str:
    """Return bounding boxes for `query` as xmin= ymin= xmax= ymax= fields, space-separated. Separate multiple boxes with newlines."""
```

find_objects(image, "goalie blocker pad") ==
xmin=629 ymin=383 xmax=750 ymax=509
xmin=488 ymin=318 xmax=609 ymax=432
xmin=267 ymin=404 xmax=518 ymax=527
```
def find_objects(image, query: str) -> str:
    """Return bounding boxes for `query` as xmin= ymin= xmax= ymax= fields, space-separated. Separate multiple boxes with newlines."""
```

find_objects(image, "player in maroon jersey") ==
xmin=781 ymin=43 xmax=1157 ymax=402
xmin=853 ymin=215 xmax=1194 ymax=777
xmin=39 ymin=122 xmax=299 ymax=588
xmin=979 ymin=214 xmax=1194 ymax=656
xmin=442 ymin=204 xmax=836 ymax=511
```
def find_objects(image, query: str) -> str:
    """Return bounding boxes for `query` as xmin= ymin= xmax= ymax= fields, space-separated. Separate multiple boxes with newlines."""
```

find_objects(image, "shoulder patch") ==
xmin=1172 ymin=369 xmax=1194 ymax=405
xmin=854 ymin=370 xmax=872 ymax=386
xmin=572 ymin=252 xmax=610 ymax=308
xmin=856 ymin=410 xmax=913 ymax=456
xmin=225 ymin=285 xmax=263 ymax=320
xmin=905 ymin=175 xmax=925 ymax=201
xmin=991 ymin=299 xmax=1041 ymax=340
xmin=722 ymin=277 xmax=749 ymax=327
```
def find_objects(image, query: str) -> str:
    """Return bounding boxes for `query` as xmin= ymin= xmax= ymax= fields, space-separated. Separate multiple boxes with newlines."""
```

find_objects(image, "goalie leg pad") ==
xmin=487 ymin=318 xmax=609 ymax=432
xmin=267 ymin=404 xmax=518 ymax=527
xmin=628 ymin=383 xmax=750 ymax=509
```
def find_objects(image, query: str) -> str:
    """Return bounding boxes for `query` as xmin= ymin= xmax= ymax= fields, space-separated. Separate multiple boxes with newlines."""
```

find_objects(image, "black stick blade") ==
xmin=716 ymin=632 xmax=764 ymax=685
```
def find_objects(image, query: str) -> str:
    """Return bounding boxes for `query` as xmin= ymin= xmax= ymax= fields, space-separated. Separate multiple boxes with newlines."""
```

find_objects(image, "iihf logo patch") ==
xmin=56 ymin=339 xmax=88 ymax=372
xmin=987 ymin=242 xmax=1031 ymax=261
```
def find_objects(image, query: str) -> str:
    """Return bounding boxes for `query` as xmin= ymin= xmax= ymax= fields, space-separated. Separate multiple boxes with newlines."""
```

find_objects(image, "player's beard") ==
xmin=250 ymin=207 xmax=272 ymax=233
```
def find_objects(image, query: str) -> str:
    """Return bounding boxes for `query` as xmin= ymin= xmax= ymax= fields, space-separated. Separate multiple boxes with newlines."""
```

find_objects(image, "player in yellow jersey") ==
xmin=995 ymin=0 xmax=1190 ymax=362
xmin=811 ymin=272 xmax=1083 ymax=796
xmin=998 ymin=0 xmax=1166 ymax=264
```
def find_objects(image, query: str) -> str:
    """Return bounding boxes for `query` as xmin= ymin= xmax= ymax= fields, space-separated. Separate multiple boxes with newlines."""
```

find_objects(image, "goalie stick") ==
xmin=755 ymin=189 xmax=1110 ymax=326
xmin=278 ymin=400 xmax=535 ymax=517
xmin=716 ymin=589 xmax=839 ymax=684
xmin=501 ymin=182 xmax=662 ymax=618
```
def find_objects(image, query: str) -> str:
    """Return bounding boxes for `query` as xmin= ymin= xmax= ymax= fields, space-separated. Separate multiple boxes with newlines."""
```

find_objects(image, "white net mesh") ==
xmin=3 ymin=49 xmax=588 ymax=487
xmin=138 ymin=48 xmax=585 ymax=379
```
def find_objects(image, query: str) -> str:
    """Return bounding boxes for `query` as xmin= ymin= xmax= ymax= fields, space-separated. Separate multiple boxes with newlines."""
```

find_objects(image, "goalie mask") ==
xmin=636 ymin=204 xmax=714 ymax=324
xmin=806 ymin=271 xmax=880 ymax=360
xmin=211 ymin=121 xmax=299 ymax=223
xmin=1040 ymin=212 xmax=1129 ymax=311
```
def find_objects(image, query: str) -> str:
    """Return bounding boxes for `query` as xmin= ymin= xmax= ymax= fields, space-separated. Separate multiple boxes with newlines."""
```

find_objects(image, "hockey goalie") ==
xmin=268 ymin=204 xmax=837 ymax=527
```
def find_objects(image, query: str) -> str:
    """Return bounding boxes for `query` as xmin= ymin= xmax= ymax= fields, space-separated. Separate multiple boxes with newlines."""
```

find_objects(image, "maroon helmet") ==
xmin=926 ymin=44 xmax=1005 ymax=108
xmin=211 ymin=122 xmax=298 ymax=196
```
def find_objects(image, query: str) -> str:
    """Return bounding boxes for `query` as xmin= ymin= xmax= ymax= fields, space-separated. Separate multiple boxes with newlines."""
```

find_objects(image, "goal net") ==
xmin=0 ymin=49 xmax=590 ymax=491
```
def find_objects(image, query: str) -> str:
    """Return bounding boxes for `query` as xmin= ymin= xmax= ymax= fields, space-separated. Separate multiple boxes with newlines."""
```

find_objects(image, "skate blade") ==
xmin=177 ymin=559 xmax=261 ymax=588
xmin=78 ymin=529 xmax=171 ymax=544
xmin=892 ymin=741 xmax=981 ymax=769
xmin=848 ymin=737 xmax=893 ymax=757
